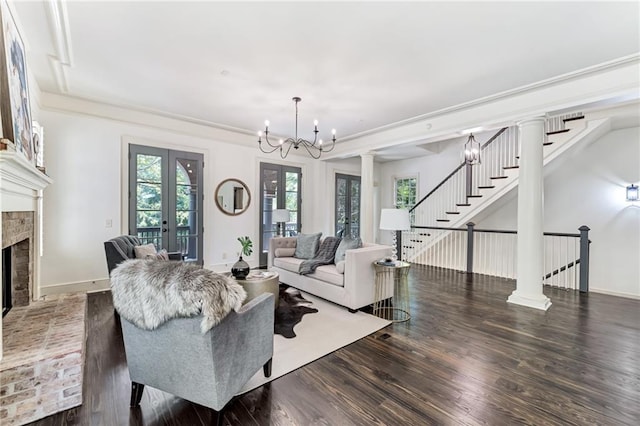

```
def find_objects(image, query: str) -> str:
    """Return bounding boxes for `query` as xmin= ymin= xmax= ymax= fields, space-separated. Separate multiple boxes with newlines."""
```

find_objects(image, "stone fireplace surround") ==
xmin=2 ymin=212 xmax=34 ymax=311
xmin=0 ymin=147 xmax=87 ymax=425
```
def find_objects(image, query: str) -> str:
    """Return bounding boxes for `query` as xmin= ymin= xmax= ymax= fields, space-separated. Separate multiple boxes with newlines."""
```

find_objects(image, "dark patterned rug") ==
xmin=275 ymin=285 xmax=318 ymax=338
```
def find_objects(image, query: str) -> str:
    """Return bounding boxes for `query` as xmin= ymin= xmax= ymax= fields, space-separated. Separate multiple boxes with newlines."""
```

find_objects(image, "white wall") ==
xmin=377 ymin=135 xmax=471 ymax=245
xmin=38 ymin=107 xmax=353 ymax=294
xmin=380 ymin=125 xmax=640 ymax=298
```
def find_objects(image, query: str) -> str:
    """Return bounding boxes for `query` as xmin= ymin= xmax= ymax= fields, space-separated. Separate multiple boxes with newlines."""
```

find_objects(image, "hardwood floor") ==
xmin=31 ymin=265 xmax=639 ymax=425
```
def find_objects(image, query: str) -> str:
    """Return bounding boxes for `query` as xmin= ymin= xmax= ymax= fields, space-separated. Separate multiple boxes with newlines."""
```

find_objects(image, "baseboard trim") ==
xmin=589 ymin=287 xmax=640 ymax=300
xmin=39 ymin=279 xmax=111 ymax=298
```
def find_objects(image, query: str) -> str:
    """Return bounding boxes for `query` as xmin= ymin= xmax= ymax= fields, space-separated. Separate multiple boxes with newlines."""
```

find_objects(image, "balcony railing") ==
xmin=136 ymin=226 xmax=193 ymax=257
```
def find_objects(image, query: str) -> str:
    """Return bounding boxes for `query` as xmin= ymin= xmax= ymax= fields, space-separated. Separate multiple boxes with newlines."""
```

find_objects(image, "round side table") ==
xmin=225 ymin=271 xmax=280 ymax=309
xmin=373 ymin=261 xmax=411 ymax=322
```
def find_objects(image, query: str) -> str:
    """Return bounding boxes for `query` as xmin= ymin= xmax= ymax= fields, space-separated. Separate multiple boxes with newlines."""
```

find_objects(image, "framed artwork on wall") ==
xmin=0 ymin=0 xmax=34 ymax=165
xmin=32 ymin=120 xmax=44 ymax=169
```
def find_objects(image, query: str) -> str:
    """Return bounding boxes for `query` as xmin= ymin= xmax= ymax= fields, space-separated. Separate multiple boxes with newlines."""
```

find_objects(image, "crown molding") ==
xmin=341 ymin=53 xmax=640 ymax=143
xmin=40 ymin=91 xmax=260 ymax=146
xmin=322 ymin=54 xmax=640 ymax=160
xmin=45 ymin=0 xmax=73 ymax=93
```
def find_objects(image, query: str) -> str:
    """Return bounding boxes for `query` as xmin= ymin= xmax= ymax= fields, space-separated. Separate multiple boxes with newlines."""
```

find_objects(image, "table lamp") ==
xmin=379 ymin=208 xmax=410 ymax=261
xmin=272 ymin=209 xmax=290 ymax=237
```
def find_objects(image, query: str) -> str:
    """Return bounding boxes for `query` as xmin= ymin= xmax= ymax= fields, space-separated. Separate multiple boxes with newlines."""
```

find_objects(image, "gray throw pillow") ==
xmin=294 ymin=233 xmax=322 ymax=259
xmin=334 ymin=236 xmax=362 ymax=263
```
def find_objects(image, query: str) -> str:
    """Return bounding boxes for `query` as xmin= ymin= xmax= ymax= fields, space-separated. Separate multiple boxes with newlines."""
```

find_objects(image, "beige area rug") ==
xmin=237 ymin=292 xmax=391 ymax=394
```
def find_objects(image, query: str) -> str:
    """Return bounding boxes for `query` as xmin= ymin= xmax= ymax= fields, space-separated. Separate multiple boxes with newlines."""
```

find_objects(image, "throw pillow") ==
xmin=275 ymin=247 xmax=296 ymax=258
xmin=335 ymin=260 xmax=346 ymax=274
xmin=146 ymin=249 xmax=169 ymax=261
xmin=294 ymin=232 xmax=322 ymax=259
xmin=134 ymin=243 xmax=157 ymax=259
xmin=334 ymin=236 xmax=362 ymax=263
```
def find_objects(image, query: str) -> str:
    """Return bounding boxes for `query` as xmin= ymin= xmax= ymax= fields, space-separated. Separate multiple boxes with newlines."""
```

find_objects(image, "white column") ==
xmin=508 ymin=117 xmax=551 ymax=310
xmin=360 ymin=152 xmax=375 ymax=243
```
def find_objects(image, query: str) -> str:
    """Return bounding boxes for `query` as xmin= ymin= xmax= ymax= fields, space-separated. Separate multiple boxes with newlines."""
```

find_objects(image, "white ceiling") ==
xmin=12 ymin=1 xmax=640 ymax=156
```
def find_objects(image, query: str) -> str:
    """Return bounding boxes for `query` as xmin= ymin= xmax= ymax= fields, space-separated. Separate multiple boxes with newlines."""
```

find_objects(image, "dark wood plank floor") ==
xmin=31 ymin=265 xmax=640 ymax=425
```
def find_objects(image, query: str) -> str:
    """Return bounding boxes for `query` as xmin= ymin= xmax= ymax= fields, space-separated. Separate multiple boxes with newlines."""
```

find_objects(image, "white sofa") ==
xmin=267 ymin=236 xmax=392 ymax=311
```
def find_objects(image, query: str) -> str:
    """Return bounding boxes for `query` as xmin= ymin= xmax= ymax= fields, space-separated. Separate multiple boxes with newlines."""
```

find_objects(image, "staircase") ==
xmin=403 ymin=112 xmax=611 ymax=265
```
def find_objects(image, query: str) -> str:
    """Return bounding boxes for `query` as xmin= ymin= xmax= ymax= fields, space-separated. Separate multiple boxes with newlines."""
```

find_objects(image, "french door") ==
xmin=129 ymin=144 xmax=204 ymax=264
xmin=335 ymin=173 xmax=361 ymax=238
xmin=259 ymin=163 xmax=302 ymax=267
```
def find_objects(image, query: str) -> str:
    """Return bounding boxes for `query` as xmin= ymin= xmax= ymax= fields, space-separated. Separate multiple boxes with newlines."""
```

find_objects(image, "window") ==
xmin=394 ymin=176 xmax=418 ymax=223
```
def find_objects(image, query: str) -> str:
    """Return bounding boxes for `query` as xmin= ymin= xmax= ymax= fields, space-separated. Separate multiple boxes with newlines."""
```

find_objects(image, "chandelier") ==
xmin=463 ymin=133 xmax=481 ymax=165
xmin=258 ymin=97 xmax=336 ymax=159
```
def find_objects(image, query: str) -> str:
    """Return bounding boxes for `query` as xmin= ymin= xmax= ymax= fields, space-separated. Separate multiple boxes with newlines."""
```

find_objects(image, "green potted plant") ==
xmin=231 ymin=236 xmax=252 ymax=279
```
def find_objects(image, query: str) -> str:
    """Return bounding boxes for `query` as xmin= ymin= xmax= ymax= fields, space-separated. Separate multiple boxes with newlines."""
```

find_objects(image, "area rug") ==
xmin=237 ymin=291 xmax=391 ymax=395
xmin=275 ymin=285 xmax=318 ymax=338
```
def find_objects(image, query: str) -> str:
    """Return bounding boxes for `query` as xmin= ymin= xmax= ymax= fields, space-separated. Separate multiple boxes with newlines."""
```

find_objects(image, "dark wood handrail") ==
xmin=409 ymin=127 xmax=508 ymax=213
xmin=410 ymin=225 xmax=584 ymax=239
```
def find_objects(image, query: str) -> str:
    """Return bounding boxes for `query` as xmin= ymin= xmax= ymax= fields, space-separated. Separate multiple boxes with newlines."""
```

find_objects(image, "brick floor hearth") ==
xmin=0 ymin=293 xmax=87 ymax=425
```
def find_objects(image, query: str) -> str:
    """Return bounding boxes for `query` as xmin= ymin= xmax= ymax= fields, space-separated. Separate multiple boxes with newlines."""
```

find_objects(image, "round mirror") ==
xmin=215 ymin=178 xmax=251 ymax=216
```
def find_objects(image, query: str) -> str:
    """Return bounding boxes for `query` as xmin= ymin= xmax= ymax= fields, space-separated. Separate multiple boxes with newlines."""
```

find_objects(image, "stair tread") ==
xmin=563 ymin=115 xmax=585 ymax=123
xmin=477 ymin=185 xmax=495 ymax=189
xmin=445 ymin=211 xmax=460 ymax=214
xmin=490 ymin=176 xmax=508 ymax=180
xmin=436 ymin=219 xmax=450 ymax=222
xmin=543 ymin=142 xmax=553 ymax=146
xmin=546 ymin=129 xmax=571 ymax=135
xmin=468 ymin=195 xmax=482 ymax=198
xmin=456 ymin=203 xmax=471 ymax=207
xmin=503 ymin=165 xmax=520 ymax=169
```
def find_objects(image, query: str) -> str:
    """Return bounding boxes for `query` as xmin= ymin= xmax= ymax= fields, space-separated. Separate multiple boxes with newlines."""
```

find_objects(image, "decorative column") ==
xmin=360 ymin=152 xmax=375 ymax=243
xmin=507 ymin=117 xmax=551 ymax=310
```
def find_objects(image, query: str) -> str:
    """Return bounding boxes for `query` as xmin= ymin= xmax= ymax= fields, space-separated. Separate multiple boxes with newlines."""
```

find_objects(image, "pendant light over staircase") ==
xmin=463 ymin=133 xmax=481 ymax=165
xmin=258 ymin=97 xmax=336 ymax=159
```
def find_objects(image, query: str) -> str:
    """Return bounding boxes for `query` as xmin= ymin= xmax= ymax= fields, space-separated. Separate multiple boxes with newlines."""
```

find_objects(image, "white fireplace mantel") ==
xmin=0 ymin=149 xmax=53 ymax=212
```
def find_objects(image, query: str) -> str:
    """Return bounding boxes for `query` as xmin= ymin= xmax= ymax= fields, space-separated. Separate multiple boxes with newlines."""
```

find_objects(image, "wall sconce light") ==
xmin=626 ymin=184 xmax=639 ymax=202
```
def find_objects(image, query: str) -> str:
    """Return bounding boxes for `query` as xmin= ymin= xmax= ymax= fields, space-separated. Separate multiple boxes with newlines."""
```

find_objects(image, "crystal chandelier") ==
xmin=258 ymin=97 xmax=336 ymax=159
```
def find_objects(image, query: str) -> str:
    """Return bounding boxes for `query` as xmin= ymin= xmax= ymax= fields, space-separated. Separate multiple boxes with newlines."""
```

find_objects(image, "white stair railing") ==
xmin=406 ymin=111 xmax=585 ymax=262
xmin=403 ymin=225 xmax=588 ymax=291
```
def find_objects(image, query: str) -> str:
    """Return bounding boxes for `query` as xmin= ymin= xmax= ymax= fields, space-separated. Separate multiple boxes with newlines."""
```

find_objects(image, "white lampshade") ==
xmin=272 ymin=209 xmax=290 ymax=223
xmin=379 ymin=208 xmax=410 ymax=231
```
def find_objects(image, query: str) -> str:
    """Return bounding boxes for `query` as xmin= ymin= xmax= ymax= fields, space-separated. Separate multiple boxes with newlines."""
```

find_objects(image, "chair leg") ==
xmin=348 ymin=308 xmax=358 ymax=314
xmin=214 ymin=409 xmax=224 ymax=426
xmin=263 ymin=358 xmax=272 ymax=377
xmin=130 ymin=382 xmax=145 ymax=407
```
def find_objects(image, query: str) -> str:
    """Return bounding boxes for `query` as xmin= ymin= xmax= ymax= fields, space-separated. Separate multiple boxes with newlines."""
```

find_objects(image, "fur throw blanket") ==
xmin=299 ymin=236 xmax=342 ymax=275
xmin=110 ymin=259 xmax=246 ymax=333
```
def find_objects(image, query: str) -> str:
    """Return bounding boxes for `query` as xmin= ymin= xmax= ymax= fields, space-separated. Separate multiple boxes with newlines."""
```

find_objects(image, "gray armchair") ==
xmin=121 ymin=292 xmax=274 ymax=426
xmin=104 ymin=235 xmax=182 ymax=275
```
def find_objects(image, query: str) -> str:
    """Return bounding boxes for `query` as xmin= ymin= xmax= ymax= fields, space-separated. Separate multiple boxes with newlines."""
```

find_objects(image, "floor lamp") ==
xmin=272 ymin=209 xmax=290 ymax=237
xmin=379 ymin=208 xmax=411 ymax=261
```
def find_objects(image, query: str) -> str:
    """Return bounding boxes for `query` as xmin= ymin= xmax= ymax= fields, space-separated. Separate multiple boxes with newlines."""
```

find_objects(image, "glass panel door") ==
xmin=259 ymin=162 xmax=301 ymax=267
xmin=129 ymin=144 xmax=203 ymax=264
xmin=170 ymin=152 xmax=203 ymax=262
xmin=130 ymin=146 xmax=168 ymax=249
xmin=335 ymin=173 xmax=361 ymax=238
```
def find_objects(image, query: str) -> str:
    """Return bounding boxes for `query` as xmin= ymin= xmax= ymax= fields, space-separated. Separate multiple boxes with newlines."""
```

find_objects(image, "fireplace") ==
xmin=1 ymin=212 xmax=34 ymax=310
xmin=2 ymin=247 xmax=11 ymax=316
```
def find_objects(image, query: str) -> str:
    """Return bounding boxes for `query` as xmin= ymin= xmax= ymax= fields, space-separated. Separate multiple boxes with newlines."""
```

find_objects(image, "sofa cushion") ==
xmin=335 ymin=260 xmax=345 ymax=274
xmin=294 ymin=233 xmax=322 ymax=259
xmin=334 ymin=236 xmax=362 ymax=263
xmin=275 ymin=247 xmax=296 ymax=258
xmin=310 ymin=265 xmax=344 ymax=287
xmin=133 ymin=243 xmax=157 ymax=259
xmin=274 ymin=257 xmax=305 ymax=273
